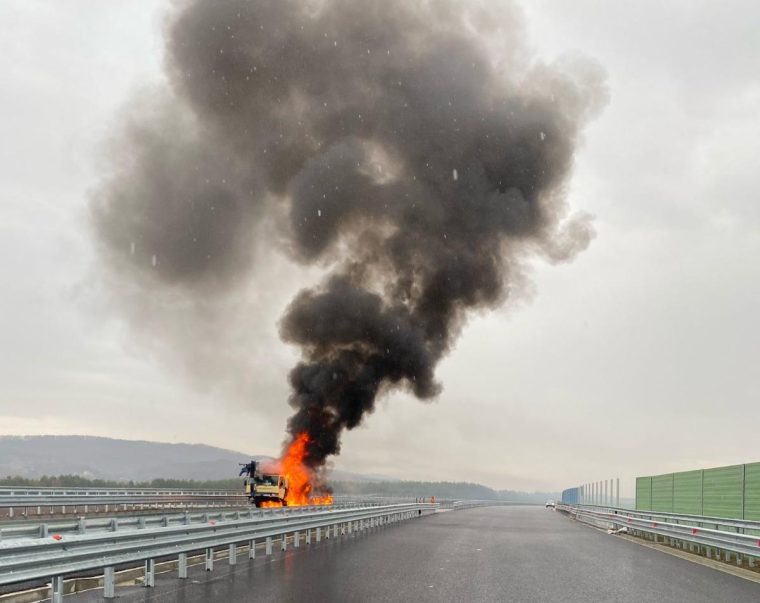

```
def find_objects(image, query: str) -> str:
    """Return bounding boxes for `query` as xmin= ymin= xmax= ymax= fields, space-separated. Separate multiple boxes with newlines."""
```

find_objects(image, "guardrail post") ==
xmin=248 ymin=539 xmax=256 ymax=559
xmin=205 ymin=548 xmax=214 ymax=571
xmin=306 ymin=529 xmax=312 ymax=545
xmin=229 ymin=543 xmax=237 ymax=565
xmin=104 ymin=566 xmax=115 ymax=598
xmin=266 ymin=536 xmax=273 ymax=555
xmin=316 ymin=527 xmax=322 ymax=542
xmin=294 ymin=531 xmax=301 ymax=548
xmin=51 ymin=575 xmax=63 ymax=603
xmin=281 ymin=533 xmax=288 ymax=551
xmin=144 ymin=559 xmax=155 ymax=587
xmin=178 ymin=553 xmax=188 ymax=578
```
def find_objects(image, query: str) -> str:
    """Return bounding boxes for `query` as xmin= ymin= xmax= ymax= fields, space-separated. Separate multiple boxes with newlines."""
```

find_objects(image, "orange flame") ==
xmin=259 ymin=500 xmax=285 ymax=508
xmin=264 ymin=433 xmax=333 ymax=507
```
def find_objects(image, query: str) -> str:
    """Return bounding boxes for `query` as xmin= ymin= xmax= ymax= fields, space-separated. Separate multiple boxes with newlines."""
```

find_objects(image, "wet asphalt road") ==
xmin=68 ymin=506 xmax=760 ymax=603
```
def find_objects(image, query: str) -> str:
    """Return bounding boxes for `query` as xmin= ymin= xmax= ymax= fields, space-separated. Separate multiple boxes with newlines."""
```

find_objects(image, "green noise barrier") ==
xmin=636 ymin=462 xmax=760 ymax=520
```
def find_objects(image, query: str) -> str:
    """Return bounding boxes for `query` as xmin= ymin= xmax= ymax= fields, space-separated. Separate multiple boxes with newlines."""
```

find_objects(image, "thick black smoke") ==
xmin=92 ymin=0 xmax=605 ymax=468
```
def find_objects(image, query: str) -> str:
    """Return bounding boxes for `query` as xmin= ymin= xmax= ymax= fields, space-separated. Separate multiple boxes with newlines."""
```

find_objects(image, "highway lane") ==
xmin=70 ymin=506 xmax=760 ymax=603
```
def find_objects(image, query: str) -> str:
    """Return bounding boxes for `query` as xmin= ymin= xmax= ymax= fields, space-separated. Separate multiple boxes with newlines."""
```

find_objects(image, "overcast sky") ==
xmin=1 ymin=1 xmax=758 ymax=496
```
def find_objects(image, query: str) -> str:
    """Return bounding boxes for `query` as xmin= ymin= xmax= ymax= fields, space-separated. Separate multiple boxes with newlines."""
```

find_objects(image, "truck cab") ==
xmin=241 ymin=461 xmax=290 ymax=507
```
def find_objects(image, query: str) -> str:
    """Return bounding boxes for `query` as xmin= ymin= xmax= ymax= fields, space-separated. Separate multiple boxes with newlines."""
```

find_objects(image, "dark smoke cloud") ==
xmin=92 ymin=0 xmax=606 ymax=468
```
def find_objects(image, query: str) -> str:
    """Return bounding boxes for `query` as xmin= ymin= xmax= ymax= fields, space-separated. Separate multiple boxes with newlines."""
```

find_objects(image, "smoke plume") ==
xmin=92 ymin=0 xmax=606 ymax=468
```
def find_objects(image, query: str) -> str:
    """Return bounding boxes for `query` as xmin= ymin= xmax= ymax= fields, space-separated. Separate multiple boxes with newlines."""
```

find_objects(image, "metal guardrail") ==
xmin=557 ymin=503 xmax=760 ymax=564
xmin=0 ymin=486 xmax=243 ymax=506
xmin=0 ymin=487 xmax=247 ymax=518
xmin=0 ymin=502 xmax=381 ymax=541
xmin=0 ymin=502 xmax=437 ymax=602
xmin=562 ymin=503 xmax=760 ymax=534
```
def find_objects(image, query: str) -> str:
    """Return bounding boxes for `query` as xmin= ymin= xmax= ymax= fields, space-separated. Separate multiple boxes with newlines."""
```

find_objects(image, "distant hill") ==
xmin=0 ymin=435 xmax=259 ymax=481
xmin=332 ymin=480 xmax=559 ymax=503
xmin=0 ymin=435 xmax=383 ymax=483
xmin=0 ymin=436 xmax=560 ymax=502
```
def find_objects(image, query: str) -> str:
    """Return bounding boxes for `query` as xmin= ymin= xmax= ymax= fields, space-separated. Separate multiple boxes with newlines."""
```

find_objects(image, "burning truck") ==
xmin=240 ymin=461 xmax=289 ymax=507
xmin=240 ymin=433 xmax=333 ymax=508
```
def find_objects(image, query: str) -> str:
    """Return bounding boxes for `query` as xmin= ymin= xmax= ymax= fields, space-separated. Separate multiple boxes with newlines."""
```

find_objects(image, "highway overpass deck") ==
xmin=67 ymin=506 xmax=760 ymax=603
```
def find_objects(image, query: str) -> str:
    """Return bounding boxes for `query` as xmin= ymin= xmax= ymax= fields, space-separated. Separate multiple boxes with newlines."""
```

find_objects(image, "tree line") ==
xmin=1 ymin=475 xmax=557 ymax=502
xmin=0 ymin=475 xmax=242 ymax=490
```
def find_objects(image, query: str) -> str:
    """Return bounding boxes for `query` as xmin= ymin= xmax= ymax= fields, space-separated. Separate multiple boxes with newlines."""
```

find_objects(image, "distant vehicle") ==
xmin=239 ymin=460 xmax=290 ymax=507
xmin=545 ymin=500 xmax=556 ymax=508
